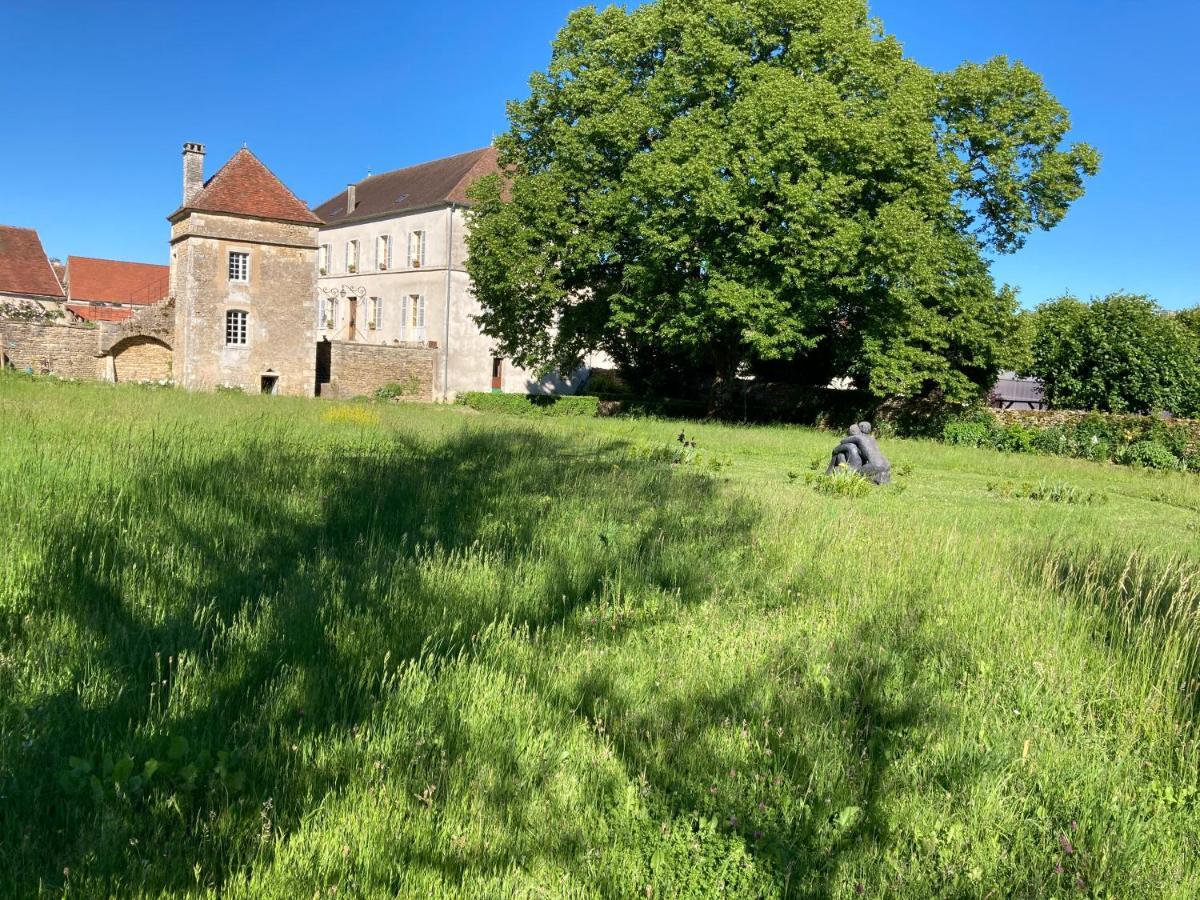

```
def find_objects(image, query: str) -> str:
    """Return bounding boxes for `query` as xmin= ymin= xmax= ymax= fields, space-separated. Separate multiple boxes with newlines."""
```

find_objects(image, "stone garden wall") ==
xmin=991 ymin=408 xmax=1200 ymax=454
xmin=325 ymin=341 xmax=435 ymax=400
xmin=0 ymin=321 xmax=100 ymax=379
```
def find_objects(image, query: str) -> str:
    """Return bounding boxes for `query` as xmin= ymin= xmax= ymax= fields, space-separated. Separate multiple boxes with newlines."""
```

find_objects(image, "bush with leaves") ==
xmin=1027 ymin=294 xmax=1200 ymax=416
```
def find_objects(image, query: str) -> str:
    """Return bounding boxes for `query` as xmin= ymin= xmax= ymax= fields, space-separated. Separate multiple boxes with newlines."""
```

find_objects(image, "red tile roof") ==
xmin=171 ymin=148 xmax=322 ymax=225
xmin=67 ymin=256 xmax=169 ymax=305
xmin=67 ymin=303 xmax=134 ymax=323
xmin=313 ymin=147 xmax=500 ymax=225
xmin=0 ymin=224 xmax=65 ymax=299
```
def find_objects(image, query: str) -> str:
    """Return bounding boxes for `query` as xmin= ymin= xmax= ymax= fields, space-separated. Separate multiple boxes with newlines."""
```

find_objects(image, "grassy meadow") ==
xmin=2 ymin=372 xmax=1200 ymax=897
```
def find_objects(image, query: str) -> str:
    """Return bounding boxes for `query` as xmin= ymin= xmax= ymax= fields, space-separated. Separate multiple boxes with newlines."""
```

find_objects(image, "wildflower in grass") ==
xmin=728 ymin=816 xmax=738 ymax=828
xmin=1059 ymin=834 xmax=1076 ymax=855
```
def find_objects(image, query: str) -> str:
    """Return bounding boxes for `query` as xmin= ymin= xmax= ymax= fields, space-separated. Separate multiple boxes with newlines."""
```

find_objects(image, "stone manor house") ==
xmin=0 ymin=142 xmax=594 ymax=400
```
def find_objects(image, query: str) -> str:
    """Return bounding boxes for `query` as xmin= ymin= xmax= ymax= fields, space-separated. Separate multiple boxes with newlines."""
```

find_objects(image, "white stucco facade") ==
xmin=317 ymin=204 xmax=590 ymax=399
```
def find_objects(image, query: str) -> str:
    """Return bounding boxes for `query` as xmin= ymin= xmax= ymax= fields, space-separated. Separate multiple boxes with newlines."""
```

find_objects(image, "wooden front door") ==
xmin=491 ymin=357 xmax=503 ymax=391
xmin=348 ymin=297 xmax=357 ymax=341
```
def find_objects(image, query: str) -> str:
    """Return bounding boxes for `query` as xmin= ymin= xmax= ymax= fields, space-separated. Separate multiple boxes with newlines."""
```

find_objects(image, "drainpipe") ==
xmin=441 ymin=202 xmax=455 ymax=400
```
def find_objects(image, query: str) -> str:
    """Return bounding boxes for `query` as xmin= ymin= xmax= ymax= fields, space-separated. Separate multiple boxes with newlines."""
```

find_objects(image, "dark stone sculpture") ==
xmin=826 ymin=421 xmax=891 ymax=485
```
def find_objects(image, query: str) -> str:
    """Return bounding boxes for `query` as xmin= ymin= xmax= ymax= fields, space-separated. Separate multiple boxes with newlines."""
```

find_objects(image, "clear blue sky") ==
xmin=1 ymin=1 xmax=1195 ymax=309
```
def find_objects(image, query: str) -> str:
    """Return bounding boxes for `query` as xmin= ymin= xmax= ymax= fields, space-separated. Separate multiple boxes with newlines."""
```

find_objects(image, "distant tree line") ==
xmin=1010 ymin=293 xmax=1200 ymax=417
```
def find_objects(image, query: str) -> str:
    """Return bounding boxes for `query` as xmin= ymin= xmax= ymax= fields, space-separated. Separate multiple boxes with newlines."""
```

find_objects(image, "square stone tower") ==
xmin=169 ymin=143 xmax=323 ymax=396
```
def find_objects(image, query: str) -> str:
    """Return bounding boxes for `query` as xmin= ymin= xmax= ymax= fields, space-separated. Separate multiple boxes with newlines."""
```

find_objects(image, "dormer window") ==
xmin=228 ymin=251 xmax=249 ymax=283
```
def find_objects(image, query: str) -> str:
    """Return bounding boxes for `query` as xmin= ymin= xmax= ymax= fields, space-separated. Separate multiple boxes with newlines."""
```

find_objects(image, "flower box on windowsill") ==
xmin=319 ymin=267 xmax=327 ymax=276
xmin=368 ymin=323 xmax=377 ymax=330
xmin=378 ymin=263 xmax=388 ymax=271
xmin=348 ymin=265 xmax=357 ymax=274
xmin=411 ymin=260 xmax=421 ymax=268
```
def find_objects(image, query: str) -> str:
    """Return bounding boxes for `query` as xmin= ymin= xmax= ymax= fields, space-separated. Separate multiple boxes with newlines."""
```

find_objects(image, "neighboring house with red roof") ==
xmin=168 ymin=143 xmax=322 ymax=396
xmin=65 ymin=256 xmax=169 ymax=323
xmin=0 ymin=224 xmax=66 ymax=318
xmin=312 ymin=147 xmax=594 ymax=398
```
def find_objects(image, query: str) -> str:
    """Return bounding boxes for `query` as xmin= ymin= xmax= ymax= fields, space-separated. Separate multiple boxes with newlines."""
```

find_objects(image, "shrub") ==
xmin=1031 ymin=425 xmax=1069 ymax=456
xmin=943 ymin=420 xmax=993 ymax=448
xmin=374 ymin=377 xmax=424 ymax=401
xmin=1119 ymin=440 xmax=1180 ymax=471
xmin=456 ymin=391 xmax=599 ymax=417
xmin=994 ymin=423 xmax=1037 ymax=454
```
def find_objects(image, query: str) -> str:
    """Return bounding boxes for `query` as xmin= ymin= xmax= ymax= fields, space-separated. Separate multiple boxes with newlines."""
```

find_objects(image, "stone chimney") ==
xmin=346 ymin=183 xmax=356 ymax=213
xmin=182 ymin=142 xmax=206 ymax=204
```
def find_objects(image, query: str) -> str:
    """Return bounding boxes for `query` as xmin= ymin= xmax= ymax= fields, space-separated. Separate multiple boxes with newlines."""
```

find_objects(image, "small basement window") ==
xmin=225 ymin=309 xmax=248 ymax=346
xmin=228 ymin=251 xmax=249 ymax=283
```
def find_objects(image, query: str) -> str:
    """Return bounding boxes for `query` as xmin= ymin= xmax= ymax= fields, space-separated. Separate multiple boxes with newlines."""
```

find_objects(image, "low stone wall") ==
xmin=324 ymin=341 xmax=436 ymax=401
xmin=0 ymin=320 xmax=100 ymax=379
xmin=991 ymin=408 xmax=1200 ymax=453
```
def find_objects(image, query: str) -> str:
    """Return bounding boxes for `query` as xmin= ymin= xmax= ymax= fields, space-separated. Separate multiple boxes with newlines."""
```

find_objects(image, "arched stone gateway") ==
xmin=95 ymin=299 xmax=176 ymax=383
xmin=106 ymin=334 xmax=172 ymax=383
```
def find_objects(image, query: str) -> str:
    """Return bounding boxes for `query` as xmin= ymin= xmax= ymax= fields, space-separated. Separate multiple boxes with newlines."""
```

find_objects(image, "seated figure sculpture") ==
xmin=826 ymin=421 xmax=891 ymax=485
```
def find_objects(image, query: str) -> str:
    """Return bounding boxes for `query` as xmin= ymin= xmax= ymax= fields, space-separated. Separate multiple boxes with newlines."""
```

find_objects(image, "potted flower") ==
xmin=379 ymin=262 xmax=387 ymax=271
xmin=319 ymin=266 xmax=327 ymax=276
xmin=348 ymin=264 xmax=357 ymax=274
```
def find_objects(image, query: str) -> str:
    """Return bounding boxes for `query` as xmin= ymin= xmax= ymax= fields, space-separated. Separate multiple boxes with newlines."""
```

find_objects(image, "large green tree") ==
xmin=467 ymin=0 xmax=1098 ymax=403
xmin=1027 ymin=294 xmax=1200 ymax=415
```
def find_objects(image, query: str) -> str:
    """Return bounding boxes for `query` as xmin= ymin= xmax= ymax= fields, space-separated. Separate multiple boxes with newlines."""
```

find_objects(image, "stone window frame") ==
xmin=225 ymin=309 xmax=249 ymax=347
xmin=228 ymin=250 xmax=250 ymax=283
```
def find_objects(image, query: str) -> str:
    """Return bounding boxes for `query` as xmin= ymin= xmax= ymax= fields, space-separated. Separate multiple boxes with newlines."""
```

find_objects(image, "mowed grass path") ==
xmin=2 ymin=374 xmax=1199 ymax=897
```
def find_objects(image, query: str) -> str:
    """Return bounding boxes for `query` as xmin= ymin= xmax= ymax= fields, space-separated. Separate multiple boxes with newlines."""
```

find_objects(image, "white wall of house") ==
xmin=317 ymin=205 xmax=594 ymax=398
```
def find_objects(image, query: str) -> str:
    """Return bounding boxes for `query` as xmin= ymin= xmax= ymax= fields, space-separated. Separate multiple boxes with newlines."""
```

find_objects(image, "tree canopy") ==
xmin=1026 ymin=294 xmax=1200 ymax=416
xmin=466 ymin=0 xmax=1099 ymax=403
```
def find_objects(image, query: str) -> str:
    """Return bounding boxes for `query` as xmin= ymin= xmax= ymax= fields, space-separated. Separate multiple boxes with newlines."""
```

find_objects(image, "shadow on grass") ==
xmin=2 ymin=423 xmax=950 ymax=895
xmin=0 ymin=427 xmax=756 ymax=892
xmin=554 ymin=603 xmax=942 ymax=898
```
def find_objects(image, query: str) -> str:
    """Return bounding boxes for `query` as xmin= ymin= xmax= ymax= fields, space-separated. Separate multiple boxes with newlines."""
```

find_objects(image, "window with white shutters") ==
xmin=345 ymin=240 xmax=359 ymax=273
xmin=376 ymin=235 xmax=390 ymax=270
xmin=408 ymin=231 xmax=425 ymax=267
xmin=319 ymin=244 xmax=330 ymax=275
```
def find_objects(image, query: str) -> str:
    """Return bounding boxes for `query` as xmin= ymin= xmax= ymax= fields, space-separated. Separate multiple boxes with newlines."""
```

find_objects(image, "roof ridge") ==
xmin=68 ymin=255 xmax=168 ymax=266
xmin=357 ymin=147 xmax=491 ymax=186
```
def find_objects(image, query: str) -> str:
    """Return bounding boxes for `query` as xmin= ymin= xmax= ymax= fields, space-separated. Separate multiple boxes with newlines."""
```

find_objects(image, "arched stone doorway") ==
xmin=107 ymin=335 xmax=172 ymax=383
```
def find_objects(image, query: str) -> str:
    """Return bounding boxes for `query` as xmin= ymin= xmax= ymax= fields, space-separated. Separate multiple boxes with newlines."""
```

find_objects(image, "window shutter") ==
xmin=418 ymin=296 xmax=426 ymax=329
xmin=400 ymin=295 xmax=410 ymax=339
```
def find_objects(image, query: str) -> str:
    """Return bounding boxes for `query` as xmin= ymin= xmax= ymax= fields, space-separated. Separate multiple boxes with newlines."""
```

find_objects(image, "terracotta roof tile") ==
xmin=313 ymin=147 xmax=499 ymax=225
xmin=67 ymin=303 xmax=134 ymax=323
xmin=67 ymin=256 xmax=169 ymax=305
xmin=171 ymin=148 xmax=322 ymax=225
xmin=0 ymin=225 xmax=65 ymax=298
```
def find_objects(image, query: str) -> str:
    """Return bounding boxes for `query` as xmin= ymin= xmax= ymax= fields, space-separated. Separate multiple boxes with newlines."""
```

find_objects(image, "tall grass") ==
xmin=1 ymin=373 xmax=1199 ymax=896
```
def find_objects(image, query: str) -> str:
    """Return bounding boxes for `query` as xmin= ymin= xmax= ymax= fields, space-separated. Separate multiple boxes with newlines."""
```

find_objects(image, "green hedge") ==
xmin=456 ymin=391 xmax=600 ymax=418
xmin=942 ymin=409 xmax=1199 ymax=471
